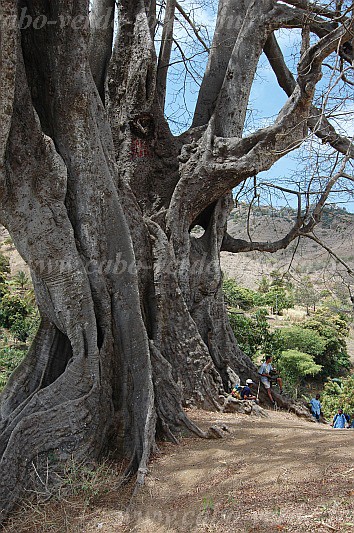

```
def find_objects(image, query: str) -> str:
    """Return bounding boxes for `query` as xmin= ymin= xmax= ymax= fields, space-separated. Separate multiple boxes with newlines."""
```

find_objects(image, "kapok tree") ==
xmin=0 ymin=0 xmax=353 ymax=519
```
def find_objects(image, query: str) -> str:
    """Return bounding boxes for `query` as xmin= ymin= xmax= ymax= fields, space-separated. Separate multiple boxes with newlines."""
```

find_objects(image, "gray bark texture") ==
xmin=0 ymin=0 xmax=353 ymax=521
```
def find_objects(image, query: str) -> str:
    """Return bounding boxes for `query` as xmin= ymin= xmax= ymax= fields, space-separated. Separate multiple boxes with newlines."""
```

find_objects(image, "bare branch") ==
xmin=221 ymin=228 xmax=302 ymax=254
xmin=210 ymin=0 xmax=336 ymax=138
xmin=175 ymin=2 xmax=209 ymax=52
xmin=281 ymin=0 xmax=340 ymax=19
xmin=168 ymin=16 xmax=354 ymax=245
xmin=304 ymin=233 xmax=354 ymax=275
xmin=221 ymin=156 xmax=350 ymax=257
xmin=222 ymin=184 xmax=303 ymax=254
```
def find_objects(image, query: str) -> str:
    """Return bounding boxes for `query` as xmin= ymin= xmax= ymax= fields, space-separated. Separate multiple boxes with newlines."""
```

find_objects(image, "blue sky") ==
xmin=162 ymin=3 xmax=354 ymax=212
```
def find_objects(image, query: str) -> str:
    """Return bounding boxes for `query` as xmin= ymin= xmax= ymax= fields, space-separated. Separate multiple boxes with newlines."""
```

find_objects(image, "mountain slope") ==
xmin=221 ymin=204 xmax=354 ymax=291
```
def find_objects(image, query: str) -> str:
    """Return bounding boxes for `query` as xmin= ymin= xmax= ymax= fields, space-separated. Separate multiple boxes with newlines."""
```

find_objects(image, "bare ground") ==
xmin=6 ymin=409 xmax=353 ymax=533
xmin=119 ymin=410 xmax=354 ymax=533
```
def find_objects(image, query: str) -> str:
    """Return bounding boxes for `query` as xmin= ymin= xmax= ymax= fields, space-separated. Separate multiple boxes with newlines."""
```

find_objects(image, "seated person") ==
xmin=240 ymin=379 xmax=257 ymax=401
xmin=258 ymin=355 xmax=283 ymax=404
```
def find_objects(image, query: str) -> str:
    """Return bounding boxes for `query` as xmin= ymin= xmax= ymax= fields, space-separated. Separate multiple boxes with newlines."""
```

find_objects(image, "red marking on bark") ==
xmin=131 ymin=138 xmax=150 ymax=159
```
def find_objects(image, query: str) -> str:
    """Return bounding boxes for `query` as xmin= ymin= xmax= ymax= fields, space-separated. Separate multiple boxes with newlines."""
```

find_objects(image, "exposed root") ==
xmin=273 ymin=392 xmax=313 ymax=420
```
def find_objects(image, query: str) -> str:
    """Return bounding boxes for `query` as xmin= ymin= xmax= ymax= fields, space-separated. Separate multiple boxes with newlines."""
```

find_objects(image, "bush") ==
xmin=11 ymin=270 xmax=30 ymax=290
xmin=278 ymin=326 xmax=326 ymax=358
xmin=0 ymin=252 xmax=10 ymax=274
xmin=0 ymin=346 xmax=25 ymax=392
xmin=223 ymin=278 xmax=259 ymax=311
xmin=0 ymin=293 xmax=29 ymax=329
xmin=228 ymin=308 xmax=281 ymax=361
xmin=263 ymin=287 xmax=294 ymax=315
xmin=303 ymin=309 xmax=351 ymax=376
xmin=278 ymin=310 xmax=351 ymax=379
xmin=277 ymin=349 xmax=322 ymax=398
xmin=321 ymin=376 xmax=354 ymax=420
xmin=10 ymin=312 xmax=39 ymax=343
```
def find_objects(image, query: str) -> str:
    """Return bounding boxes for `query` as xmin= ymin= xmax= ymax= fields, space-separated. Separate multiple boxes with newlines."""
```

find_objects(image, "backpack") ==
xmin=231 ymin=385 xmax=243 ymax=399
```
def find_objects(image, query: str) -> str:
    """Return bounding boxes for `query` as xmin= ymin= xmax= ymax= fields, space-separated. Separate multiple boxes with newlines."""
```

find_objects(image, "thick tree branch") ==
xmin=264 ymin=33 xmax=354 ymax=158
xmin=222 ymin=185 xmax=303 ymax=253
xmin=211 ymin=1 xmax=342 ymax=138
xmin=109 ymin=0 xmax=157 ymax=111
xmin=221 ymin=229 xmax=301 ymax=254
xmin=221 ymin=163 xmax=346 ymax=255
xmin=0 ymin=0 xmax=17 ymax=179
xmin=213 ymin=0 xmax=277 ymax=137
xmin=192 ymin=0 xmax=253 ymax=128
xmin=89 ymin=0 xmax=115 ymax=104
xmin=168 ymin=17 xmax=353 ymax=250
xmin=157 ymin=0 xmax=176 ymax=109
xmin=282 ymin=0 xmax=340 ymax=19
xmin=192 ymin=0 xmax=335 ymax=131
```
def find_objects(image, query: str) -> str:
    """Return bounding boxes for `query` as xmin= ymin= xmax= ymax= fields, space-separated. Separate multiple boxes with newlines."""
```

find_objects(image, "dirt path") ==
xmin=88 ymin=410 xmax=354 ymax=533
xmin=5 ymin=409 xmax=354 ymax=533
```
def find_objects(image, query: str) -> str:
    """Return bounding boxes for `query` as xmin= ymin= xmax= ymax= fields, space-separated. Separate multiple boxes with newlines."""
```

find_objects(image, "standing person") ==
xmin=310 ymin=394 xmax=321 ymax=422
xmin=331 ymin=408 xmax=347 ymax=429
xmin=258 ymin=355 xmax=283 ymax=404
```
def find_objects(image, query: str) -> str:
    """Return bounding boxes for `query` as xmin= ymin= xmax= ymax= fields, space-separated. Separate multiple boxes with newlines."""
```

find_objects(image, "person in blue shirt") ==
xmin=310 ymin=394 xmax=321 ymax=421
xmin=331 ymin=408 xmax=347 ymax=429
xmin=240 ymin=379 xmax=257 ymax=401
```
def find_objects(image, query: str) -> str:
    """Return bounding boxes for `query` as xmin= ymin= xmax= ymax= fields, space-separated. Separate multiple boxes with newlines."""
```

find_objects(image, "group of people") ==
xmin=310 ymin=395 xmax=354 ymax=428
xmin=233 ymin=356 xmax=353 ymax=428
xmin=231 ymin=355 xmax=282 ymax=404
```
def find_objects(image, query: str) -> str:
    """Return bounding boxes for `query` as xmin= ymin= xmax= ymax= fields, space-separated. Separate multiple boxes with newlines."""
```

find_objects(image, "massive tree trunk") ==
xmin=0 ymin=0 xmax=353 ymax=520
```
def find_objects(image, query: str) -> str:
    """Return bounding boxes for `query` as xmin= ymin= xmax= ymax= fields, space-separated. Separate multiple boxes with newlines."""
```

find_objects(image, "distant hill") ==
xmin=1 ymin=203 xmax=354 ymax=296
xmin=221 ymin=204 xmax=354 ymax=292
xmin=0 ymin=227 xmax=29 ymax=276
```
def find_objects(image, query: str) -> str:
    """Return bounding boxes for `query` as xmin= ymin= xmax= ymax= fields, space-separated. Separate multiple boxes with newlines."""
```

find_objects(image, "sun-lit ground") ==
xmin=5 ymin=409 xmax=354 ymax=533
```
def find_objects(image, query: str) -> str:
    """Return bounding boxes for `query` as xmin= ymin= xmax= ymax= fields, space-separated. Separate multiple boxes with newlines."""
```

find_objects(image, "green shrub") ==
xmin=303 ymin=309 xmax=351 ymax=376
xmin=278 ymin=326 xmax=326 ymax=358
xmin=0 ymin=346 xmax=25 ymax=392
xmin=277 ymin=349 xmax=322 ymax=398
xmin=228 ymin=309 xmax=281 ymax=361
xmin=263 ymin=287 xmax=294 ymax=315
xmin=0 ymin=293 xmax=29 ymax=329
xmin=223 ymin=278 xmax=259 ymax=311
xmin=321 ymin=376 xmax=354 ymax=420
xmin=11 ymin=270 xmax=30 ymax=290
xmin=10 ymin=312 xmax=39 ymax=343
xmin=0 ymin=253 xmax=10 ymax=274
